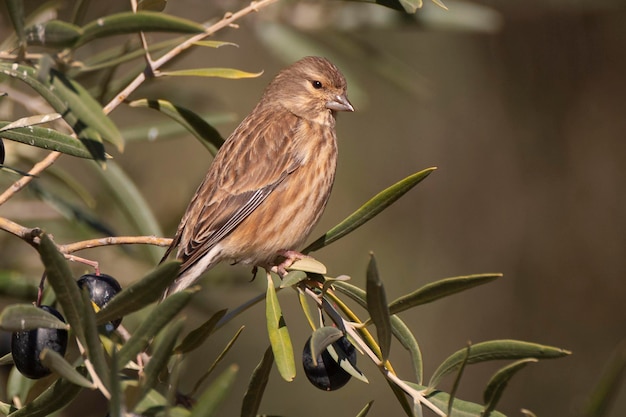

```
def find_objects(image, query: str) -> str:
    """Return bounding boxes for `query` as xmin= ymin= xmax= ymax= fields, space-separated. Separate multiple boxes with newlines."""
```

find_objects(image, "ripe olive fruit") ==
xmin=77 ymin=273 xmax=122 ymax=332
xmin=302 ymin=335 xmax=357 ymax=391
xmin=11 ymin=305 xmax=68 ymax=379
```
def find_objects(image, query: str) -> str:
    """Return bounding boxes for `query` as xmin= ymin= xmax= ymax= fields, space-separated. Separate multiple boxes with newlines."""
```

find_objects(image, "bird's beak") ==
xmin=326 ymin=94 xmax=354 ymax=112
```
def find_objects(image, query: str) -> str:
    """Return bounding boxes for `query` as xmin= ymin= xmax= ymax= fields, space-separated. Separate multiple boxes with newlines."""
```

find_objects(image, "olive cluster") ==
xmin=11 ymin=273 xmax=122 ymax=379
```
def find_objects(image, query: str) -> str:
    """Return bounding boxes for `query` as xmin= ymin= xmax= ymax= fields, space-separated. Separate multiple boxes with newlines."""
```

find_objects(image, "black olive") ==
xmin=77 ymin=273 xmax=122 ymax=332
xmin=11 ymin=305 xmax=68 ymax=379
xmin=302 ymin=335 xmax=357 ymax=391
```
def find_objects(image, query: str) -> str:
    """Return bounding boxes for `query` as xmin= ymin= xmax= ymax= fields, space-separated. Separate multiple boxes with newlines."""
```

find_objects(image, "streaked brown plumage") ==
xmin=161 ymin=56 xmax=353 ymax=296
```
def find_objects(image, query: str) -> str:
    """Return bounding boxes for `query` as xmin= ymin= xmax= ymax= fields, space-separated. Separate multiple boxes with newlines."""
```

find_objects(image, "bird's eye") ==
xmin=311 ymin=80 xmax=323 ymax=89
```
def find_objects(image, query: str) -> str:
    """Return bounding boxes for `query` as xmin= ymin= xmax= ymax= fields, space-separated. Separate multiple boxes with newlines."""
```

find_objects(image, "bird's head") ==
xmin=265 ymin=56 xmax=354 ymax=125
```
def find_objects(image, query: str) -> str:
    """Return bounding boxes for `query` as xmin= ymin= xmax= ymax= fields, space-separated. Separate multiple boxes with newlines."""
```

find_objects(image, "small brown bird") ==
xmin=161 ymin=56 xmax=353 ymax=296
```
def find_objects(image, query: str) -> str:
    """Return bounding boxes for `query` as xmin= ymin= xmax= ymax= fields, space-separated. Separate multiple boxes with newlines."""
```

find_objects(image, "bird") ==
xmin=160 ymin=56 xmax=354 ymax=297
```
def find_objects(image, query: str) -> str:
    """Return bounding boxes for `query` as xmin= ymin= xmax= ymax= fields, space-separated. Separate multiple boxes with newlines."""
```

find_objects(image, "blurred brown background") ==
xmin=1 ymin=0 xmax=625 ymax=416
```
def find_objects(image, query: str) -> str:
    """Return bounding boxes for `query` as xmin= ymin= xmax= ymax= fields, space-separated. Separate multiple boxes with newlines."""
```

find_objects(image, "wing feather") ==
xmin=165 ymin=107 xmax=303 ymax=274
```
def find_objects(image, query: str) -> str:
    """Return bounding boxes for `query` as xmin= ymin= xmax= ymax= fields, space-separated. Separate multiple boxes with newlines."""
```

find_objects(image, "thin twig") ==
xmin=59 ymin=235 xmax=173 ymax=254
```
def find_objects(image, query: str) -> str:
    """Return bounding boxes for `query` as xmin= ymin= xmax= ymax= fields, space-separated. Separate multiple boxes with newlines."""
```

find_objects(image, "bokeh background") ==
xmin=1 ymin=0 xmax=625 ymax=416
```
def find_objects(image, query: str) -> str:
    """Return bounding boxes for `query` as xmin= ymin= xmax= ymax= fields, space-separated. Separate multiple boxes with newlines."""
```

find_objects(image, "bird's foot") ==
xmin=272 ymin=249 xmax=310 ymax=277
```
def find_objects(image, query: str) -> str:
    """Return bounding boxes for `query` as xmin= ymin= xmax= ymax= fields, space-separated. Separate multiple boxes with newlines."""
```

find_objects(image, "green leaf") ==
xmin=287 ymin=257 xmax=327 ymax=275
xmin=5 ymin=0 xmax=25 ymax=49
xmin=25 ymin=20 xmax=83 ymax=47
xmin=0 ymin=113 xmax=61 ymax=131
xmin=366 ymin=254 xmax=391 ymax=361
xmin=309 ymin=326 xmax=343 ymax=366
xmin=483 ymin=359 xmax=537 ymax=416
xmin=304 ymin=168 xmax=436 ymax=253
xmin=190 ymin=364 xmax=239 ymax=417
xmin=79 ymin=287 xmax=110 ymax=390
xmin=175 ymin=309 xmax=227 ymax=354
xmin=388 ymin=273 xmax=502 ymax=315
xmin=89 ymin=160 xmax=164 ymax=262
xmin=405 ymin=383 xmax=507 ymax=417
xmin=390 ymin=315 xmax=422 ymax=384
xmin=40 ymin=350 xmax=94 ymax=388
xmin=333 ymin=281 xmax=367 ymax=307
xmin=9 ymin=369 xmax=86 ymax=417
xmin=0 ymin=401 xmax=14 ymax=415
xmin=137 ymin=318 xmax=185 ymax=404
xmin=356 ymin=400 xmax=375 ymax=417
xmin=96 ymin=261 xmax=181 ymax=325
xmin=428 ymin=340 xmax=571 ymax=389
xmin=584 ymin=341 xmax=626 ymax=417
xmin=78 ymin=11 xmax=205 ymax=46
xmin=241 ymin=346 xmax=273 ymax=417
xmin=326 ymin=341 xmax=367 ymax=383
xmin=0 ymin=121 xmax=97 ymax=159
xmin=37 ymin=233 xmax=87 ymax=346
xmin=0 ymin=304 xmax=68 ymax=331
xmin=190 ymin=326 xmax=245 ymax=397
xmin=0 ymin=63 xmax=122 ymax=157
xmin=448 ymin=344 xmax=472 ymax=416
xmin=279 ymin=270 xmax=308 ymax=288
xmin=192 ymin=40 xmax=238 ymax=48
xmin=116 ymin=289 xmax=194 ymax=369
xmin=161 ymin=68 xmax=263 ymax=79
xmin=265 ymin=275 xmax=296 ymax=382
xmin=128 ymin=99 xmax=225 ymax=156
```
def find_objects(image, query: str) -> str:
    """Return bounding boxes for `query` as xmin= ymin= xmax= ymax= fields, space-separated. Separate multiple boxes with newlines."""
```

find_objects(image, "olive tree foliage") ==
xmin=0 ymin=1 xmax=569 ymax=416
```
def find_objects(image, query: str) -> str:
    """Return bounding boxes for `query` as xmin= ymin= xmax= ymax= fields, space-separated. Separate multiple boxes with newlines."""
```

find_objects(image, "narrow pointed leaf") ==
xmin=25 ymin=20 xmax=83 ymax=47
xmin=161 ymin=68 xmax=263 ymax=79
xmin=483 ymin=358 xmax=537 ymax=416
xmin=333 ymin=281 xmax=367 ymax=307
xmin=390 ymin=315 xmax=422 ymax=384
xmin=327 ymin=342 xmax=368 ymax=383
xmin=403 ymin=382 xmax=508 ymax=417
xmin=191 ymin=326 xmax=245 ymax=397
xmin=0 ymin=63 xmax=122 ymax=157
xmin=89 ymin=160 xmax=164 ymax=262
xmin=40 ymin=350 xmax=94 ymax=388
xmin=80 ymin=287 xmax=110 ymax=390
xmin=386 ymin=379 xmax=414 ymax=417
xmin=193 ymin=40 xmax=238 ymax=48
xmin=310 ymin=327 xmax=343 ymax=366
xmin=388 ymin=273 xmax=502 ymax=315
xmin=190 ymin=364 xmax=239 ymax=417
xmin=96 ymin=261 xmax=181 ymax=325
xmin=6 ymin=0 xmax=25 ymax=48
xmin=241 ymin=346 xmax=273 ymax=417
xmin=304 ymin=168 xmax=436 ymax=253
xmin=448 ymin=344 xmax=472 ymax=416
xmin=265 ymin=275 xmax=296 ymax=381
xmin=128 ymin=99 xmax=225 ymax=155
xmin=175 ymin=309 xmax=227 ymax=354
xmin=0 ymin=122 xmax=95 ymax=159
xmin=78 ymin=11 xmax=204 ymax=46
xmin=38 ymin=233 xmax=86 ymax=346
xmin=9 ymin=370 xmax=85 ymax=417
xmin=110 ymin=348 xmax=121 ymax=417
xmin=366 ymin=254 xmax=391 ymax=361
xmin=287 ymin=257 xmax=327 ymax=275
xmin=279 ymin=270 xmax=307 ymax=288
xmin=428 ymin=340 xmax=571 ymax=389
xmin=0 ymin=353 xmax=13 ymax=366
xmin=584 ymin=341 xmax=626 ymax=417
xmin=356 ymin=400 xmax=375 ymax=417
xmin=0 ymin=113 xmax=61 ymax=131
xmin=0 ymin=304 xmax=68 ymax=331
xmin=116 ymin=289 xmax=194 ymax=369
xmin=139 ymin=318 xmax=185 ymax=402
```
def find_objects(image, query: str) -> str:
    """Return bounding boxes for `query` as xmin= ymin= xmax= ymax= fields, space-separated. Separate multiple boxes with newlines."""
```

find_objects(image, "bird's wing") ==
xmin=169 ymin=109 xmax=304 ymax=274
